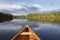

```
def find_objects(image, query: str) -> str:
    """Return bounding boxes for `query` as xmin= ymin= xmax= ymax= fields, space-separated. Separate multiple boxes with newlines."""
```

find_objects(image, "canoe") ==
xmin=11 ymin=25 xmax=41 ymax=40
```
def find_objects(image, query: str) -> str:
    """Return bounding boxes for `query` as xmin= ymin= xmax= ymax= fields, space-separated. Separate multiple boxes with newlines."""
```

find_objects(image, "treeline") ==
xmin=51 ymin=12 xmax=60 ymax=23
xmin=0 ymin=12 xmax=13 ymax=22
xmin=26 ymin=12 xmax=60 ymax=23
xmin=14 ymin=15 xmax=26 ymax=19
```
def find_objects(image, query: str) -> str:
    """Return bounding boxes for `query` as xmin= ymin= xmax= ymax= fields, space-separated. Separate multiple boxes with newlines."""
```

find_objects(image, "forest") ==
xmin=26 ymin=12 xmax=60 ymax=23
xmin=0 ymin=11 xmax=60 ymax=23
xmin=0 ymin=12 xmax=13 ymax=22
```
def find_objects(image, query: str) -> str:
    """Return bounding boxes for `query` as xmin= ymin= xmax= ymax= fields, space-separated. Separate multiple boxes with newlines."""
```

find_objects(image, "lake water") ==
xmin=0 ymin=19 xmax=60 ymax=40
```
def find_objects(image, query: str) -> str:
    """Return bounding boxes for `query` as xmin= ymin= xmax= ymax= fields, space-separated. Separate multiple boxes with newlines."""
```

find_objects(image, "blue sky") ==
xmin=0 ymin=0 xmax=60 ymax=14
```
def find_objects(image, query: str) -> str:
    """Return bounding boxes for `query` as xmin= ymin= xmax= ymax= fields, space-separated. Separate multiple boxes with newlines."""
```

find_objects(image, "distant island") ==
xmin=13 ymin=15 xmax=26 ymax=19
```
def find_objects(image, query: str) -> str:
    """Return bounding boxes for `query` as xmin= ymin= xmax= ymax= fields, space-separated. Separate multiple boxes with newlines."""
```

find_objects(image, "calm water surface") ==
xmin=0 ymin=19 xmax=60 ymax=40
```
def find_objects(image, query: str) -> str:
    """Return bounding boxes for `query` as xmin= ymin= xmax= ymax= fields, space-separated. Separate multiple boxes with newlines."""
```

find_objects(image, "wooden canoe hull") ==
xmin=11 ymin=25 xmax=41 ymax=40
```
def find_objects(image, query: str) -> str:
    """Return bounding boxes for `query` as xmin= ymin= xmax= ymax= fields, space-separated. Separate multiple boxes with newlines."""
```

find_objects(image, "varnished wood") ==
xmin=11 ymin=25 xmax=41 ymax=40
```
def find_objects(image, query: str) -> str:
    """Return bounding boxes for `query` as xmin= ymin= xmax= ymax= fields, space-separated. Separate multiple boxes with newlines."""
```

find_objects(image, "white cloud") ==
xmin=0 ymin=4 xmax=42 ymax=9
xmin=32 ymin=4 xmax=42 ymax=9
xmin=11 ymin=5 xmax=22 ymax=9
xmin=0 ymin=4 xmax=22 ymax=9
xmin=0 ymin=4 xmax=43 ymax=13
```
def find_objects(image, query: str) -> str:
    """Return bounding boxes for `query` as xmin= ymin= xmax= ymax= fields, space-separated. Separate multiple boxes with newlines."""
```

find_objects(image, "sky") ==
xmin=0 ymin=0 xmax=60 ymax=14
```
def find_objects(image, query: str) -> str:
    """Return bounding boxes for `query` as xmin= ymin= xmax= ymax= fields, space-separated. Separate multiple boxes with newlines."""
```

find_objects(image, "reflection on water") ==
xmin=0 ymin=19 xmax=60 ymax=40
